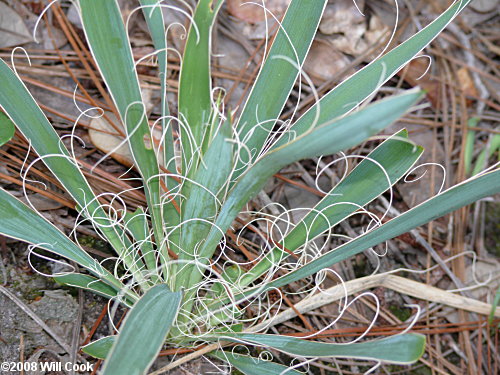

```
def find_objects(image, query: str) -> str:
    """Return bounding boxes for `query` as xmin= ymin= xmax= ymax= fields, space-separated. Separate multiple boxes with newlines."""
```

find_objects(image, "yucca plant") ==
xmin=0 ymin=0 xmax=498 ymax=374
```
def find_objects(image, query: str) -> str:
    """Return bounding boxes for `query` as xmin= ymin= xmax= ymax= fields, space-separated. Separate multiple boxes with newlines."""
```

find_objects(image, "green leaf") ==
xmin=209 ymin=169 xmax=499 ymax=310
xmin=472 ymin=133 xmax=500 ymax=176
xmin=0 ymin=111 xmax=15 ymax=147
xmin=123 ymin=208 xmax=155 ymax=278
xmin=211 ymin=323 xmax=244 ymax=334
xmin=242 ymin=168 xmax=500 ymax=295
xmin=272 ymin=0 xmax=472 ymax=149
xmin=0 ymin=188 xmax=124 ymax=292
xmin=54 ymin=273 xmax=121 ymax=300
xmin=82 ymin=336 xmax=116 ymax=359
xmin=209 ymin=333 xmax=425 ymax=364
xmin=139 ymin=0 xmax=177 ymax=193
xmin=235 ymin=0 xmax=328 ymax=169
xmin=240 ymin=129 xmax=423 ymax=287
xmin=0 ymin=58 xmax=135 ymax=275
xmin=192 ymin=90 xmax=423 ymax=282
xmin=178 ymin=0 xmax=224 ymax=173
xmin=102 ymin=285 xmax=182 ymax=375
xmin=79 ymin=0 xmax=165 ymax=264
xmin=174 ymin=0 xmax=225 ymax=277
xmin=210 ymin=351 xmax=303 ymax=375
xmin=139 ymin=0 xmax=169 ymax=121
xmin=175 ymin=118 xmax=234 ymax=289
xmin=464 ymin=117 xmax=479 ymax=176
xmin=489 ymin=285 xmax=500 ymax=326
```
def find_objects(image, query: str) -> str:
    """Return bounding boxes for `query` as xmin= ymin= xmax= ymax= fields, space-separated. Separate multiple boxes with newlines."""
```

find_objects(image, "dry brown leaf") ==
xmin=457 ymin=66 xmax=479 ymax=100
xmin=66 ymin=3 xmax=83 ymax=28
xmin=89 ymin=112 xmax=134 ymax=167
xmin=227 ymin=0 xmax=290 ymax=23
xmin=446 ymin=255 xmax=500 ymax=324
xmin=0 ymin=2 xmax=32 ymax=48
xmin=384 ymin=121 xmax=446 ymax=208
xmin=19 ymin=194 xmax=64 ymax=211
xmin=41 ymin=25 xmax=67 ymax=50
xmin=469 ymin=0 xmax=499 ymax=13
xmin=319 ymin=0 xmax=390 ymax=58
xmin=26 ymin=77 xmax=90 ymax=123
xmin=397 ymin=129 xmax=446 ymax=207
xmin=397 ymin=57 xmax=440 ymax=108
xmin=303 ymin=40 xmax=350 ymax=85
xmin=319 ymin=0 xmax=365 ymax=36
xmin=89 ymin=112 xmax=163 ymax=168
xmin=363 ymin=14 xmax=391 ymax=57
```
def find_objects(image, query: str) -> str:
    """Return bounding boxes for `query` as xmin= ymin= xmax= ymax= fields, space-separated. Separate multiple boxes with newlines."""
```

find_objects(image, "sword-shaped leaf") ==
xmin=139 ymin=0 xmax=178 ymax=210
xmin=54 ymin=273 xmax=120 ymax=300
xmin=210 ymin=351 xmax=303 ymax=375
xmin=235 ymin=0 xmax=327 ymax=170
xmin=0 ymin=111 xmax=15 ymax=146
xmin=0 ymin=188 xmax=124 ymax=292
xmin=193 ymin=90 xmax=423 ymax=281
xmin=0 ymin=58 xmax=135 ymax=273
xmin=273 ymin=0 xmax=472 ymax=149
xmin=82 ymin=336 xmax=116 ymax=359
xmin=79 ymin=0 xmax=165 ymax=261
xmin=209 ymin=333 xmax=425 ymax=364
xmin=228 ymin=168 xmax=500 ymax=300
xmin=101 ymin=285 xmax=182 ymax=375
xmin=240 ymin=129 xmax=423 ymax=287
xmin=175 ymin=118 xmax=234 ymax=290
xmin=178 ymin=0 xmax=224 ymax=173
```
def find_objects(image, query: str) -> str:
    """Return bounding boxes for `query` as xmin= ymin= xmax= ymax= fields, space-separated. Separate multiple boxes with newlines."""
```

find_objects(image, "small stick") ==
xmin=0 ymin=286 xmax=72 ymax=354
xmin=250 ymin=273 xmax=500 ymax=333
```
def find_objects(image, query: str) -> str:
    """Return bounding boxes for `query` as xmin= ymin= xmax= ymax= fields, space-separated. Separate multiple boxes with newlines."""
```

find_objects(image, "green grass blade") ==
xmin=0 ymin=188 xmax=123 ymax=291
xmin=82 ymin=336 xmax=116 ymax=360
xmin=178 ymin=0 xmax=224 ymax=174
xmin=0 ymin=58 xmax=136 ymax=273
xmin=102 ymin=285 xmax=182 ymax=375
xmin=163 ymin=200 xmax=180 ymax=253
xmin=235 ymin=0 xmax=327 ymax=167
xmin=272 ymin=0 xmax=472 ymax=149
xmin=193 ymin=90 xmax=423 ymax=278
xmin=139 ymin=0 xmax=169 ymax=121
xmin=489 ymin=285 xmax=500 ymax=326
xmin=54 ymin=273 xmax=123 ymax=301
xmin=240 ymin=129 xmax=423 ymax=287
xmin=472 ymin=133 xmax=500 ymax=176
xmin=210 ymin=333 xmax=425 ymax=364
xmin=464 ymin=117 xmax=479 ymax=176
xmin=79 ymin=0 xmax=165 ymax=262
xmin=210 ymin=351 xmax=303 ymax=375
xmin=0 ymin=111 xmax=15 ymax=146
xmin=255 ymin=168 xmax=500 ymax=292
